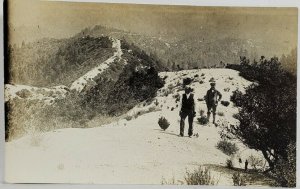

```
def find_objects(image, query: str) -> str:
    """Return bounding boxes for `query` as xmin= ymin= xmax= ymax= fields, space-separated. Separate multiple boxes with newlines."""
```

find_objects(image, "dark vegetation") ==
xmin=6 ymin=37 xmax=164 ymax=141
xmin=227 ymin=54 xmax=296 ymax=187
xmin=184 ymin=166 xmax=216 ymax=185
xmin=216 ymin=140 xmax=239 ymax=156
xmin=8 ymin=36 xmax=114 ymax=86
xmin=158 ymin=117 xmax=170 ymax=131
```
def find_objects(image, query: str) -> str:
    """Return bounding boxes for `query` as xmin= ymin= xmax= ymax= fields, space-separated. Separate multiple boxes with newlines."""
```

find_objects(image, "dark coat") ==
xmin=181 ymin=93 xmax=195 ymax=112
xmin=205 ymin=89 xmax=222 ymax=105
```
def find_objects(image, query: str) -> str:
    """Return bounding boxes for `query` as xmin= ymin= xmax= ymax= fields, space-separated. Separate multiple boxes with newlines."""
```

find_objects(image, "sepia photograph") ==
xmin=4 ymin=0 xmax=297 ymax=187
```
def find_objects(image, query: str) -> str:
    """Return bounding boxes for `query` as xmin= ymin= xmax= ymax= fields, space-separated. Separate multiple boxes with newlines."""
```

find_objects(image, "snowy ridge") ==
xmin=5 ymin=69 xmax=268 ymax=185
xmin=5 ymin=84 xmax=68 ymax=104
xmin=5 ymin=37 xmax=125 ymax=103
xmin=70 ymin=38 xmax=124 ymax=92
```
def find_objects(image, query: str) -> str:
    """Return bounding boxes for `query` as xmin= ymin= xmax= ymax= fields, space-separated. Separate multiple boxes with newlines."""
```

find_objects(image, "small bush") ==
xmin=194 ymin=74 xmax=199 ymax=78
xmin=197 ymin=116 xmax=209 ymax=125
xmin=248 ymin=155 xmax=264 ymax=170
xmin=154 ymin=99 xmax=159 ymax=106
xmin=224 ymin=87 xmax=230 ymax=92
xmin=201 ymin=73 xmax=205 ymax=77
xmin=217 ymin=111 xmax=224 ymax=116
xmin=171 ymin=107 xmax=174 ymax=111
xmin=230 ymin=90 xmax=243 ymax=107
xmin=199 ymin=80 xmax=204 ymax=84
xmin=158 ymin=116 xmax=170 ymax=131
xmin=221 ymin=101 xmax=230 ymax=107
xmin=226 ymin=159 xmax=233 ymax=169
xmin=185 ymin=166 xmax=215 ymax=185
xmin=216 ymin=140 xmax=239 ymax=156
xmin=125 ymin=115 xmax=133 ymax=121
xmin=232 ymin=172 xmax=246 ymax=186
xmin=183 ymin=77 xmax=193 ymax=86
xmin=16 ymin=89 xmax=32 ymax=98
xmin=228 ymin=77 xmax=234 ymax=80
xmin=173 ymin=93 xmax=180 ymax=103
xmin=161 ymin=176 xmax=176 ymax=185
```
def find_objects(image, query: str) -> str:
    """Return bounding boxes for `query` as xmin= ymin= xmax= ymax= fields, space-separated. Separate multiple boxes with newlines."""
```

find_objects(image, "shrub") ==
xmin=221 ymin=100 xmax=230 ymax=107
xmin=199 ymin=80 xmax=204 ymax=84
xmin=216 ymin=140 xmax=239 ymax=156
xmin=248 ymin=155 xmax=264 ymax=170
xmin=183 ymin=77 xmax=193 ymax=86
xmin=230 ymin=89 xmax=243 ymax=107
xmin=227 ymin=56 xmax=296 ymax=177
xmin=226 ymin=159 xmax=233 ymax=169
xmin=173 ymin=93 xmax=180 ymax=103
xmin=217 ymin=111 xmax=224 ymax=116
xmin=125 ymin=115 xmax=133 ymax=121
xmin=158 ymin=116 xmax=170 ymax=131
xmin=197 ymin=98 xmax=204 ymax=101
xmin=201 ymin=73 xmax=205 ymax=76
xmin=272 ymin=143 xmax=296 ymax=187
xmin=197 ymin=116 xmax=209 ymax=125
xmin=171 ymin=107 xmax=174 ymax=111
xmin=232 ymin=172 xmax=246 ymax=186
xmin=154 ymin=99 xmax=159 ymax=106
xmin=224 ymin=87 xmax=230 ymax=92
xmin=194 ymin=74 xmax=199 ymax=78
xmin=184 ymin=166 xmax=215 ymax=185
xmin=161 ymin=176 xmax=176 ymax=185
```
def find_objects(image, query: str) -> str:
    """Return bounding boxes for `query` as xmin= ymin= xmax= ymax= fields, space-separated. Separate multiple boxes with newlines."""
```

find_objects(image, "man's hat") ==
xmin=210 ymin=82 xmax=216 ymax=86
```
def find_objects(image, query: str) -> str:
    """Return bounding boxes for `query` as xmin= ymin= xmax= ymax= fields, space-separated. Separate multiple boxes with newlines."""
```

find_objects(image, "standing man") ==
xmin=205 ymin=82 xmax=222 ymax=124
xmin=179 ymin=87 xmax=196 ymax=137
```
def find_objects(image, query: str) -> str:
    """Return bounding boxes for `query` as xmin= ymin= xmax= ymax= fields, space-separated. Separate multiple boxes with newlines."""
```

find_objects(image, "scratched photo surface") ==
xmin=4 ymin=0 xmax=297 ymax=186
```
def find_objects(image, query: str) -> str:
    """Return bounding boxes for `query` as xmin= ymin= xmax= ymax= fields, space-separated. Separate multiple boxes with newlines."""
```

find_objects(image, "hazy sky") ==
xmin=8 ymin=0 xmax=298 ymax=47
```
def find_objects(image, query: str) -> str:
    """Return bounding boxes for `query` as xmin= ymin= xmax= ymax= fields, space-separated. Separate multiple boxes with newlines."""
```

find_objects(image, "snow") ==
xmin=5 ymin=69 xmax=266 ymax=185
xmin=70 ymin=38 xmax=124 ymax=92
xmin=4 ymin=84 xmax=68 ymax=105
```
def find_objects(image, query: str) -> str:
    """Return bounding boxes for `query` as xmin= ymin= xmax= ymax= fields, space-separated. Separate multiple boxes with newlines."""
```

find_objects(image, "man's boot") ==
xmin=213 ymin=114 xmax=216 ymax=124
xmin=207 ymin=112 xmax=210 ymax=122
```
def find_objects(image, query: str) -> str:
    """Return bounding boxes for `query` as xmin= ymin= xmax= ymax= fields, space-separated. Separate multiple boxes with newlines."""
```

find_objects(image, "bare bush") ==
xmin=216 ymin=140 xmax=239 ymax=156
xmin=226 ymin=159 xmax=233 ymax=169
xmin=184 ymin=166 xmax=216 ymax=185
xmin=232 ymin=172 xmax=246 ymax=186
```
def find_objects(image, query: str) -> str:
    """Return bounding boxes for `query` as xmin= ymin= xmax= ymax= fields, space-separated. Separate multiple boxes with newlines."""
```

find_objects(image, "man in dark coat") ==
xmin=179 ymin=87 xmax=196 ymax=137
xmin=205 ymin=82 xmax=222 ymax=124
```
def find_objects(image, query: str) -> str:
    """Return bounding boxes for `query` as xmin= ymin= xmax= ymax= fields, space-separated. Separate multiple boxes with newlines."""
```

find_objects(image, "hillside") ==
xmin=76 ymin=25 xmax=294 ymax=70
xmin=5 ymin=36 xmax=165 ymax=140
xmin=5 ymin=69 xmax=274 ymax=186
xmin=7 ymin=36 xmax=114 ymax=87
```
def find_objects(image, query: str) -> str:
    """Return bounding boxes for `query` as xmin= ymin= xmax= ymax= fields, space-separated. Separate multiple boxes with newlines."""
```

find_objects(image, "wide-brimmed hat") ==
xmin=210 ymin=82 xmax=216 ymax=86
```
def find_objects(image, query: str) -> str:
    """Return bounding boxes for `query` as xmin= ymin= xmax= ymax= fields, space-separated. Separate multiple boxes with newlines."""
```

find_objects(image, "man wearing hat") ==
xmin=205 ymin=82 xmax=222 ymax=124
xmin=179 ymin=87 xmax=196 ymax=137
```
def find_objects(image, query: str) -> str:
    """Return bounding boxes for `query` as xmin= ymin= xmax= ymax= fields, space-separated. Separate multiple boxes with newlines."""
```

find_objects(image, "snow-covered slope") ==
xmin=5 ymin=69 xmax=268 ymax=185
xmin=70 ymin=38 xmax=124 ymax=92
xmin=5 ymin=37 xmax=125 ymax=103
xmin=4 ymin=84 xmax=68 ymax=105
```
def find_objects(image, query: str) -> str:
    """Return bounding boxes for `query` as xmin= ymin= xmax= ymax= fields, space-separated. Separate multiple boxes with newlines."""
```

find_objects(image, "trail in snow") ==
xmin=70 ymin=38 xmax=123 ymax=92
xmin=5 ymin=69 xmax=268 ymax=185
xmin=5 ymin=37 xmax=124 ymax=102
